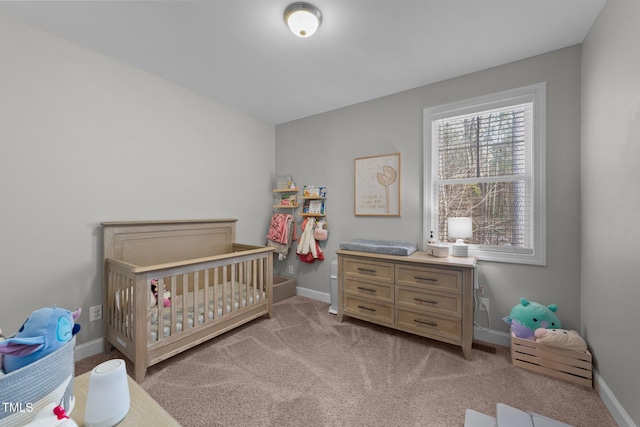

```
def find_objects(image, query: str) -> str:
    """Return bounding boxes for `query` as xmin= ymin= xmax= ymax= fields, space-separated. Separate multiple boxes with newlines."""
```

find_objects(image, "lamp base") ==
xmin=451 ymin=242 xmax=468 ymax=257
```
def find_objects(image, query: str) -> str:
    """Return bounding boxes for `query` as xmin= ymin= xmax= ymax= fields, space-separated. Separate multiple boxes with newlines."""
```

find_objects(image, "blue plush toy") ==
xmin=0 ymin=306 xmax=81 ymax=373
xmin=502 ymin=297 xmax=561 ymax=340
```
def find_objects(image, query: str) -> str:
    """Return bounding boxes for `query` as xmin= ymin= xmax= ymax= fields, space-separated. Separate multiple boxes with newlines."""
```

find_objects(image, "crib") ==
xmin=101 ymin=219 xmax=274 ymax=383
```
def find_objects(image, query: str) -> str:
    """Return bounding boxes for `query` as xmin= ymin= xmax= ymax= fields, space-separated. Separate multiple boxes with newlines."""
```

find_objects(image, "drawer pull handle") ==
xmin=358 ymin=268 xmax=377 ymax=274
xmin=415 ymin=276 xmax=438 ymax=282
xmin=414 ymin=298 xmax=438 ymax=305
xmin=414 ymin=319 xmax=438 ymax=327
xmin=357 ymin=286 xmax=376 ymax=293
xmin=357 ymin=305 xmax=376 ymax=312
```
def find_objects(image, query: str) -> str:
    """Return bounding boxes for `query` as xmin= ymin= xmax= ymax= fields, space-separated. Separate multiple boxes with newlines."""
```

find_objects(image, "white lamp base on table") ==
xmin=451 ymin=240 xmax=468 ymax=257
xmin=84 ymin=359 xmax=130 ymax=427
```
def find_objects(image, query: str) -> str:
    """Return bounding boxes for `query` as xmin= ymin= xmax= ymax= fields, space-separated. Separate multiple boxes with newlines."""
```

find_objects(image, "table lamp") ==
xmin=448 ymin=217 xmax=472 ymax=257
xmin=84 ymin=359 xmax=130 ymax=427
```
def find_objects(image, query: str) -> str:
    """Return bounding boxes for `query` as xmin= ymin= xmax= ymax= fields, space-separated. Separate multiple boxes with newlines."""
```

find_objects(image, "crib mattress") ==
xmin=150 ymin=284 xmax=265 ymax=342
xmin=339 ymin=239 xmax=418 ymax=256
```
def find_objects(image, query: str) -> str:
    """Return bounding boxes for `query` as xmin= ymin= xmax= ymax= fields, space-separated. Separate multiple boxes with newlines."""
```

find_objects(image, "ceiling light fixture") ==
xmin=284 ymin=2 xmax=322 ymax=38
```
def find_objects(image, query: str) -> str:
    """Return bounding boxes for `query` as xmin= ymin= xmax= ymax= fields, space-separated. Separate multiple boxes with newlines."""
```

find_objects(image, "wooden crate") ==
xmin=511 ymin=333 xmax=593 ymax=387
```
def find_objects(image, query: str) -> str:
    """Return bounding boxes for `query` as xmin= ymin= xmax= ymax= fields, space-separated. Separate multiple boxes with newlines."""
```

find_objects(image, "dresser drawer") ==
xmin=396 ymin=308 xmax=461 ymax=343
xmin=344 ymin=278 xmax=393 ymax=303
xmin=343 ymin=258 xmax=394 ymax=284
xmin=396 ymin=286 xmax=461 ymax=318
xmin=395 ymin=265 xmax=461 ymax=293
xmin=344 ymin=295 xmax=393 ymax=324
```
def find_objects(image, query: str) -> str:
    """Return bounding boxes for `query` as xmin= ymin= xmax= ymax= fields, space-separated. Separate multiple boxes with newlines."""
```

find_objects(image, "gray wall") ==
xmin=3 ymin=3 xmax=638 ymax=425
xmin=276 ymin=46 xmax=583 ymax=336
xmin=582 ymin=0 xmax=640 ymax=425
xmin=0 ymin=12 xmax=275 ymax=345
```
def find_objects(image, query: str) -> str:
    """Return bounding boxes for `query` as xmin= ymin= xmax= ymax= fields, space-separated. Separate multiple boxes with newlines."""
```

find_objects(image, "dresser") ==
xmin=336 ymin=250 xmax=476 ymax=360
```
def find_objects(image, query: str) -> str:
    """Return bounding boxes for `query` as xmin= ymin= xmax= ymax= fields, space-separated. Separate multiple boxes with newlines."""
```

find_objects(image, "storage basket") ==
xmin=273 ymin=275 xmax=296 ymax=302
xmin=0 ymin=337 xmax=76 ymax=426
xmin=510 ymin=333 xmax=592 ymax=387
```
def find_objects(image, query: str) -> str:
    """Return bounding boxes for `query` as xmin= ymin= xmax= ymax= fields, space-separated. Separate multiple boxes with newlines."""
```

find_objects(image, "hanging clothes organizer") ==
xmin=268 ymin=180 xmax=299 ymax=260
xmin=267 ymin=181 xmax=328 ymax=263
xmin=296 ymin=185 xmax=328 ymax=263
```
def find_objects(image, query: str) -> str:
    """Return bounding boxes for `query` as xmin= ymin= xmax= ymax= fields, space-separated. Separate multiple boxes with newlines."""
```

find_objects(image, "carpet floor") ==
xmin=76 ymin=296 xmax=617 ymax=427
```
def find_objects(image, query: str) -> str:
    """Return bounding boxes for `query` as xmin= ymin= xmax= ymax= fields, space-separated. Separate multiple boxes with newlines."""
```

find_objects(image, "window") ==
xmin=423 ymin=83 xmax=546 ymax=265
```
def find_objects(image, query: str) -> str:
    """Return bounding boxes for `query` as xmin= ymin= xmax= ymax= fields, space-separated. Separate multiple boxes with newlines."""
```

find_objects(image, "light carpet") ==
xmin=76 ymin=296 xmax=617 ymax=427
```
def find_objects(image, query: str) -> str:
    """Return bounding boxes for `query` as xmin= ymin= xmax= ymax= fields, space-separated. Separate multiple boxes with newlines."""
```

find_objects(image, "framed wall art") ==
xmin=354 ymin=153 xmax=401 ymax=216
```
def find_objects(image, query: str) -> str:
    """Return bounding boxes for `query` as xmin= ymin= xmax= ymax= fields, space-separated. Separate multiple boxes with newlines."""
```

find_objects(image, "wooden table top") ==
xmin=70 ymin=371 xmax=180 ymax=426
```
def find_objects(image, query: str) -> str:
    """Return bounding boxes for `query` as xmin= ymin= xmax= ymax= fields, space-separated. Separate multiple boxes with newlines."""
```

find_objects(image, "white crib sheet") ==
xmin=149 ymin=284 xmax=265 ymax=342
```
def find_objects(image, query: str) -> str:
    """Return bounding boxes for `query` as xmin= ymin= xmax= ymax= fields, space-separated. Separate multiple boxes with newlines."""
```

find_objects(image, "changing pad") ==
xmin=339 ymin=239 xmax=418 ymax=256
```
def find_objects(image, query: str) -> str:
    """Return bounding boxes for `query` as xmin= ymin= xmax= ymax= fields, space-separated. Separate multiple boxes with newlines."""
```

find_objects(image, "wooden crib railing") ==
xmin=104 ymin=244 xmax=274 ymax=382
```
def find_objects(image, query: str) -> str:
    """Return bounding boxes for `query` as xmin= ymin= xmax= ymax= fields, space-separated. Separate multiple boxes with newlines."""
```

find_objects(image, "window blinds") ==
xmin=432 ymin=102 xmax=534 ymax=252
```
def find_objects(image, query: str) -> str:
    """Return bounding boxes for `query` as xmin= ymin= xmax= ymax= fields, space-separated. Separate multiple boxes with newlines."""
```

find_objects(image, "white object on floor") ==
xmin=464 ymin=409 xmax=497 ymax=427
xmin=464 ymin=403 xmax=574 ymax=427
xmin=328 ymin=259 xmax=338 ymax=314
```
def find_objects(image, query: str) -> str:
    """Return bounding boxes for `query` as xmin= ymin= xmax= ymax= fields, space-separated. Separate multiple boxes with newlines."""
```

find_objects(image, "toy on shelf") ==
xmin=502 ymin=297 xmax=561 ymax=340
xmin=0 ymin=306 xmax=81 ymax=373
xmin=301 ymin=185 xmax=327 ymax=219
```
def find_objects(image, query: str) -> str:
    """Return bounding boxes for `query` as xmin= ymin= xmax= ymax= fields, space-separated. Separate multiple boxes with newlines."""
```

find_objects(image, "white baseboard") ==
xmin=473 ymin=325 xmax=511 ymax=347
xmin=295 ymin=286 xmax=331 ymax=304
xmin=593 ymin=369 xmax=637 ymax=427
xmin=74 ymin=337 xmax=104 ymax=361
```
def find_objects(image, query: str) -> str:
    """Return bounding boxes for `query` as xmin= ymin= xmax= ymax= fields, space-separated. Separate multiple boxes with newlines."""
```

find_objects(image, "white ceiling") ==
xmin=0 ymin=0 xmax=606 ymax=125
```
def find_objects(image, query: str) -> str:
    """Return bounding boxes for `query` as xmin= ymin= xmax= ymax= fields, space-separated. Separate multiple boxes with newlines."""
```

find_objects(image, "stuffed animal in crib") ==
xmin=0 ymin=306 xmax=81 ymax=373
xmin=151 ymin=279 xmax=171 ymax=307
xmin=534 ymin=327 xmax=587 ymax=352
xmin=502 ymin=297 xmax=561 ymax=340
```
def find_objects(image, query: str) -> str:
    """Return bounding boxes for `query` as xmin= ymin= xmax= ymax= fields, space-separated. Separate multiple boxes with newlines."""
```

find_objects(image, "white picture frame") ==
xmin=354 ymin=153 xmax=401 ymax=216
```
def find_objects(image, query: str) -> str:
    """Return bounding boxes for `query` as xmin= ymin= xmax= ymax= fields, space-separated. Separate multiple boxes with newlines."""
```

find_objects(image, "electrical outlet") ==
xmin=89 ymin=305 xmax=102 ymax=322
xmin=288 ymin=265 xmax=294 ymax=274
xmin=479 ymin=298 xmax=490 ymax=312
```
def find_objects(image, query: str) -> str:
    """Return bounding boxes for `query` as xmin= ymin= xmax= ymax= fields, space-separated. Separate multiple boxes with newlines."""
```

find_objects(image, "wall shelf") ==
xmin=300 ymin=187 xmax=326 ymax=218
xmin=273 ymin=188 xmax=299 ymax=210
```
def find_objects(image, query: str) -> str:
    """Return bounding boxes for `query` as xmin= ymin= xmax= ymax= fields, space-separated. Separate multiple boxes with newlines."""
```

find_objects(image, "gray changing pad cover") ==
xmin=339 ymin=239 xmax=418 ymax=256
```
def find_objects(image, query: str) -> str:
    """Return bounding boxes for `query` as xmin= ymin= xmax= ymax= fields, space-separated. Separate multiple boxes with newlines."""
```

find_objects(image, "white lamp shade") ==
xmin=448 ymin=217 xmax=473 ymax=239
xmin=84 ymin=359 xmax=130 ymax=427
xmin=285 ymin=3 xmax=321 ymax=38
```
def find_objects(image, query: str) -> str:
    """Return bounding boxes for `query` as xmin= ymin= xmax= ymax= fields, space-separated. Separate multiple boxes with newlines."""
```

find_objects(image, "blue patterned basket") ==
xmin=0 ymin=337 xmax=75 ymax=426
